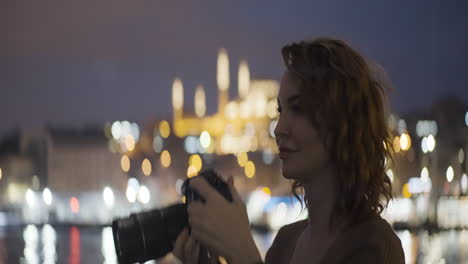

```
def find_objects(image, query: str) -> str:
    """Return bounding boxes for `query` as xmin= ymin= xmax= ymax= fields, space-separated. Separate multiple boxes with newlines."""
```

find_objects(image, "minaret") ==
xmin=217 ymin=48 xmax=229 ymax=115
xmin=238 ymin=60 xmax=250 ymax=99
xmin=172 ymin=78 xmax=184 ymax=122
xmin=195 ymin=85 xmax=206 ymax=118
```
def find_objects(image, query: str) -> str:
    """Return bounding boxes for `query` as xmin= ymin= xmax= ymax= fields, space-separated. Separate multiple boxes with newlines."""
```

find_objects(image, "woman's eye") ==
xmin=291 ymin=104 xmax=302 ymax=113
xmin=276 ymin=106 xmax=282 ymax=114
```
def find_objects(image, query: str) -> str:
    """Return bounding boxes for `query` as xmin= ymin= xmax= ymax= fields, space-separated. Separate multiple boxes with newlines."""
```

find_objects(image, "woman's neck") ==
xmin=302 ymin=166 xmax=341 ymax=237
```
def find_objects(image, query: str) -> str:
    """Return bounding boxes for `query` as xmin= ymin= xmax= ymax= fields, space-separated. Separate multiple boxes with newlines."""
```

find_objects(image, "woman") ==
xmin=173 ymin=38 xmax=405 ymax=264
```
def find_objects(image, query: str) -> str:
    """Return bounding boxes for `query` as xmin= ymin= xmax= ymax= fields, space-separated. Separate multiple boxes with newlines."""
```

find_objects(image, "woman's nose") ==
xmin=274 ymin=116 xmax=289 ymax=142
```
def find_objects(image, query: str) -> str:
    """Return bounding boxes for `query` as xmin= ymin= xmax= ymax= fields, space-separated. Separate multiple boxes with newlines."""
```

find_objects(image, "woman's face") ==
xmin=274 ymin=70 xmax=330 ymax=182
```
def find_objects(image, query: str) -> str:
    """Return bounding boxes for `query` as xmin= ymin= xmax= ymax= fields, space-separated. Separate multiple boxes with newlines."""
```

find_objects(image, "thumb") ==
xmin=227 ymin=176 xmax=243 ymax=203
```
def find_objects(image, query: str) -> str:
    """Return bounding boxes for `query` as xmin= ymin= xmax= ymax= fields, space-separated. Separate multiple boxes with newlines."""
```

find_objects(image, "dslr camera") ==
xmin=112 ymin=169 xmax=232 ymax=263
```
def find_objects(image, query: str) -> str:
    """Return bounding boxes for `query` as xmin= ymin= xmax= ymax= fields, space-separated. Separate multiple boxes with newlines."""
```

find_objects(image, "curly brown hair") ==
xmin=281 ymin=38 xmax=395 ymax=227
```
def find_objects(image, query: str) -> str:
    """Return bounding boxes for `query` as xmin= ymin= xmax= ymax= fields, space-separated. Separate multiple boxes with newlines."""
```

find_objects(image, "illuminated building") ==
xmin=171 ymin=48 xmax=280 ymax=155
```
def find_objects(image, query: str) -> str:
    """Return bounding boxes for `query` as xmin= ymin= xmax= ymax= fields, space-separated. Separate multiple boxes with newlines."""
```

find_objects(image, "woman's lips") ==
xmin=279 ymin=151 xmax=296 ymax=160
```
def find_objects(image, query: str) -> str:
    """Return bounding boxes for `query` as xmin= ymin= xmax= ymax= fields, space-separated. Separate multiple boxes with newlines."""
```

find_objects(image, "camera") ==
xmin=112 ymin=169 xmax=232 ymax=264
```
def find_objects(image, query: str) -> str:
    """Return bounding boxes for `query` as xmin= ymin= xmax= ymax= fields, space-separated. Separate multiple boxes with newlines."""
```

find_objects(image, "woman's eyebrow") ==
xmin=287 ymin=95 xmax=300 ymax=103
xmin=277 ymin=95 xmax=300 ymax=105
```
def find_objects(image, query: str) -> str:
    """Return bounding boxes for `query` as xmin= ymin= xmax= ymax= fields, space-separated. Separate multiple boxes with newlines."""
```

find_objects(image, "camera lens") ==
xmin=112 ymin=203 xmax=187 ymax=264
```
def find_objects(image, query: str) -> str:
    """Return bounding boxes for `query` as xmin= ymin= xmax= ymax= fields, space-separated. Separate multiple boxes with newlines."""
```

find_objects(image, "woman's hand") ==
xmin=187 ymin=176 xmax=263 ymax=264
xmin=173 ymin=227 xmax=219 ymax=264
xmin=173 ymin=228 xmax=200 ymax=264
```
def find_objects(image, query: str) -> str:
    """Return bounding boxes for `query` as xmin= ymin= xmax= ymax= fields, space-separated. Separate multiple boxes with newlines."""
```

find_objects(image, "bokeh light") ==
xmin=217 ymin=48 xmax=229 ymax=91
xmin=427 ymin=135 xmax=436 ymax=152
xmin=187 ymin=165 xmax=198 ymax=178
xmin=42 ymin=188 xmax=53 ymax=206
xmin=102 ymin=187 xmax=114 ymax=208
xmin=142 ymin=158 xmax=152 ymax=176
xmin=386 ymin=169 xmax=394 ymax=183
xmin=138 ymin=185 xmax=150 ymax=204
xmin=161 ymin=150 xmax=171 ymax=168
xmin=159 ymin=120 xmax=171 ymax=139
xmin=446 ymin=166 xmax=454 ymax=183
xmin=244 ymin=161 xmax=255 ymax=178
xmin=195 ymin=85 xmax=206 ymax=118
xmin=400 ymin=132 xmax=411 ymax=151
xmin=200 ymin=131 xmax=211 ymax=149
xmin=172 ymin=78 xmax=184 ymax=110
xmin=70 ymin=197 xmax=80 ymax=213
xmin=120 ymin=155 xmax=130 ymax=172
xmin=189 ymin=154 xmax=202 ymax=172
xmin=238 ymin=60 xmax=250 ymax=98
xmin=237 ymin=152 xmax=248 ymax=167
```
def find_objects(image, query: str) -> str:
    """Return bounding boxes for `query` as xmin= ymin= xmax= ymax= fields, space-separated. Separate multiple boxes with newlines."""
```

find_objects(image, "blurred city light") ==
xmin=153 ymin=135 xmax=163 ymax=153
xmin=397 ymin=119 xmax=407 ymax=134
xmin=427 ymin=135 xmax=436 ymax=152
xmin=446 ymin=166 xmax=454 ymax=183
xmin=159 ymin=120 xmax=171 ymax=139
xmin=41 ymin=224 xmax=57 ymax=264
xmin=124 ymin=135 xmax=135 ymax=152
xmin=189 ymin=154 xmax=202 ymax=172
xmin=70 ymin=197 xmax=80 ymax=213
xmin=268 ymin=202 xmax=288 ymax=231
xmin=130 ymin=123 xmax=140 ymax=142
xmin=172 ymin=79 xmax=184 ymax=111
xmin=421 ymin=167 xmax=429 ymax=183
xmin=267 ymin=100 xmax=279 ymax=119
xmin=269 ymin=120 xmax=277 ymax=138
xmin=142 ymin=158 xmax=152 ymax=176
xmin=187 ymin=165 xmax=198 ymax=178
xmin=111 ymin=121 xmax=122 ymax=140
xmin=0 ymin=167 xmax=2 ymax=181
xmin=217 ymin=48 xmax=229 ymax=92
xmin=199 ymin=131 xmax=211 ymax=149
xmin=246 ymin=188 xmax=271 ymax=222
xmin=402 ymin=183 xmax=411 ymax=198
xmin=393 ymin=136 xmax=401 ymax=152
xmin=465 ymin=111 xmax=468 ymax=127
xmin=386 ymin=169 xmax=394 ymax=183
xmin=102 ymin=187 xmax=114 ymax=208
xmin=120 ymin=155 xmax=130 ymax=172
xmin=245 ymin=161 xmax=256 ymax=178
xmin=421 ymin=137 xmax=429 ymax=153
xmin=184 ymin=136 xmax=199 ymax=154
xmin=408 ymin=177 xmax=431 ymax=194
xmin=262 ymin=150 xmax=275 ymax=165
xmin=238 ymin=60 xmax=250 ymax=99
xmin=137 ymin=185 xmax=150 ymax=204
xmin=126 ymin=178 xmax=140 ymax=203
xmin=195 ymin=85 xmax=206 ymax=118
xmin=458 ymin=148 xmax=465 ymax=164
xmin=161 ymin=150 xmax=171 ymax=168
xmin=399 ymin=132 xmax=411 ymax=151
xmin=23 ymin=224 xmax=39 ymax=264
xmin=32 ymin=175 xmax=40 ymax=190
xmin=42 ymin=188 xmax=53 ymax=206
xmin=416 ymin=120 xmax=438 ymax=137
xmin=102 ymin=227 xmax=117 ymax=263
xmin=25 ymin=189 xmax=36 ymax=208
xmin=462 ymin=173 xmax=468 ymax=193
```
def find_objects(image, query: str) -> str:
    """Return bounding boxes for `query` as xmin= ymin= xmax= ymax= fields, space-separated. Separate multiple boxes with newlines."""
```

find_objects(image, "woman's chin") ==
xmin=281 ymin=166 xmax=298 ymax=180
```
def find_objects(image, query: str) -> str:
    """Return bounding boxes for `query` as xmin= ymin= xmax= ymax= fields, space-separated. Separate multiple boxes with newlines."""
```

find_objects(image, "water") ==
xmin=0 ymin=225 xmax=467 ymax=264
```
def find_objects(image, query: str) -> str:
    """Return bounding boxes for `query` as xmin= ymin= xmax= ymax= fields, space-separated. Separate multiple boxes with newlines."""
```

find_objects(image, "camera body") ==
xmin=112 ymin=169 xmax=232 ymax=264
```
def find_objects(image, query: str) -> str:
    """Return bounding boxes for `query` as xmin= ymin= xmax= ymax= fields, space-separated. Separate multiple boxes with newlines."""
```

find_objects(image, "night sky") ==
xmin=2 ymin=0 xmax=467 ymax=137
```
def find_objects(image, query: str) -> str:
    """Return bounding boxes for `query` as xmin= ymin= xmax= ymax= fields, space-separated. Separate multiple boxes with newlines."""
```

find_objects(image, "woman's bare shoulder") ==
xmin=265 ymin=219 xmax=308 ymax=264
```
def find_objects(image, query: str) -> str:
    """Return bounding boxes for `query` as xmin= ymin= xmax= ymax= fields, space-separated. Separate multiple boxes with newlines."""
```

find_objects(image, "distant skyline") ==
xmin=2 ymin=0 xmax=468 ymax=137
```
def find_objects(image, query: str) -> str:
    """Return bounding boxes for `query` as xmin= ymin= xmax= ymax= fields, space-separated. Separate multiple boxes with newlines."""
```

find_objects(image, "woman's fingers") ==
xmin=227 ymin=176 xmax=243 ymax=204
xmin=173 ymin=228 xmax=189 ymax=261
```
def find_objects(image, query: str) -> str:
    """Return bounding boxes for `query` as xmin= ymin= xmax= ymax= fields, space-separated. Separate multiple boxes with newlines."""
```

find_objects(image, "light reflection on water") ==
xmin=0 ymin=225 xmax=466 ymax=263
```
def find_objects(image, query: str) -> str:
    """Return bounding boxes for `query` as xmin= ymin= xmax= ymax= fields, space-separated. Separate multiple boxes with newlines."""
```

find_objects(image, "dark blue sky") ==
xmin=2 ymin=0 xmax=467 ymax=137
